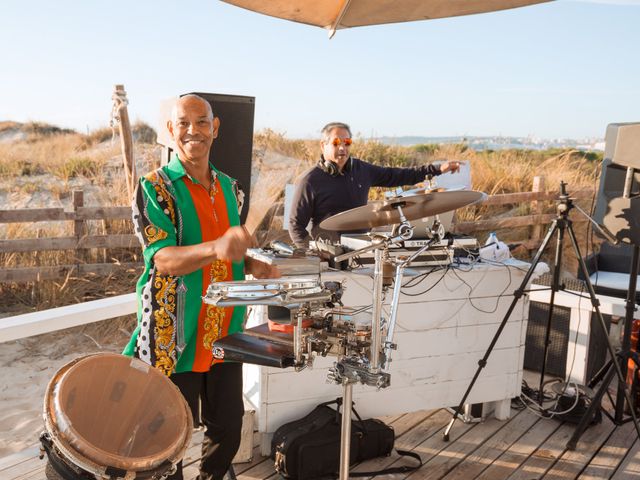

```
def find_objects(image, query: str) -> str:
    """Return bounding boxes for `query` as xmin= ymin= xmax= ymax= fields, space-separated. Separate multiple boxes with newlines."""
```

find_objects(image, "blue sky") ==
xmin=1 ymin=0 xmax=638 ymax=140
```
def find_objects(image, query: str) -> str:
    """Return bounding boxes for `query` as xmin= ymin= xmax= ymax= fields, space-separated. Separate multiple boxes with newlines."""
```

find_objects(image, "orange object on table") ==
xmin=627 ymin=319 xmax=640 ymax=412
xmin=268 ymin=319 xmax=313 ymax=333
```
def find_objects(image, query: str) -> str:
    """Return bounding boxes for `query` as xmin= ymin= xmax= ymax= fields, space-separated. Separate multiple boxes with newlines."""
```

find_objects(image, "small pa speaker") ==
xmin=592 ymin=122 xmax=640 ymax=246
xmin=603 ymin=123 xmax=640 ymax=170
xmin=157 ymin=93 xmax=255 ymax=223
xmin=593 ymin=158 xmax=640 ymax=246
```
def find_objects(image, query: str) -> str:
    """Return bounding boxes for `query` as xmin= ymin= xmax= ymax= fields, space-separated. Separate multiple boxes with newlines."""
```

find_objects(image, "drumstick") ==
xmin=242 ymin=204 xmax=268 ymax=248
xmin=241 ymin=224 xmax=257 ymax=249
xmin=243 ymin=206 xmax=263 ymax=238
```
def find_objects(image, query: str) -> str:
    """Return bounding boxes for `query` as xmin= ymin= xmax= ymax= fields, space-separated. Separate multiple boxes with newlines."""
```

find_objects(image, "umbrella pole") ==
xmin=328 ymin=0 xmax=352 ymax=38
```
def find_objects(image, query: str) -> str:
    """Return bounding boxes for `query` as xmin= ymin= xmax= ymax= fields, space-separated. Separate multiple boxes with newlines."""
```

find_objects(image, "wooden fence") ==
xmin=453 ymin=184 xmax=595 ymax=249
xmin=0 ymin=178 xmax=596 ymax=283
xmin=0 ymin=191 xmax=140 ymax=283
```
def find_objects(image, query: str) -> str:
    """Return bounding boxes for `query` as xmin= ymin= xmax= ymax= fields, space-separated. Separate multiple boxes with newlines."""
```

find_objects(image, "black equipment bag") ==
xmin=270 ymin=398 xmax=421 ymax=479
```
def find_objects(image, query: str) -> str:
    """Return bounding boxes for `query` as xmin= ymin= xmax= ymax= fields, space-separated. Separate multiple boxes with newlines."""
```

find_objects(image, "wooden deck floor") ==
xmin=3 ymin=404 xmax=639 ymax=480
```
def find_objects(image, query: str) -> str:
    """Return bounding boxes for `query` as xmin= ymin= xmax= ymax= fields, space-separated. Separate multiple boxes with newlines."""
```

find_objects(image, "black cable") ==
xmin=447 ymin=261 xmax=514 ymax=314
xmin=399 ymin=270 xmax=433 ymax=289
xmin=400 ymin=266 xmax=445 ymax=289
xmin=399 ymin=266 xmax=449 ymax=297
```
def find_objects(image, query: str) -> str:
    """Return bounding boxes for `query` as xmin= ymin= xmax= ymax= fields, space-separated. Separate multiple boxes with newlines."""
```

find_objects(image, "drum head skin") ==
xmin=44 ymin=353 xmax=192 ymax=474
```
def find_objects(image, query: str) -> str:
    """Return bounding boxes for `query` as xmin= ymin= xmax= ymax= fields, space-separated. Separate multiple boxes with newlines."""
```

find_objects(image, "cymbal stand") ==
xmin=442 ymin=181 xmax=640 ymax=444
xmin=332 ymin=240 xmax=390 ymax=480
xmin=383 ymin=222 xmax=444 ymax=369
xmin=333 ymin=215 xmax=444 ymax=374
xmin=330 ymin=208 xmax=439 ymax=480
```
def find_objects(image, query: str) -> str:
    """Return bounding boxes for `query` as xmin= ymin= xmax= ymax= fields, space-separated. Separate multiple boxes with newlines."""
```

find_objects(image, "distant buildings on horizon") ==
xmin=376 ymin=135 xmax=605 ymax=152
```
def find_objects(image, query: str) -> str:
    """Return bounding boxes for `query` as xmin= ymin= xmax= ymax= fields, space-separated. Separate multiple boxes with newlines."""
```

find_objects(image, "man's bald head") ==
xmin=171 ymin=94 xmax=213 ymax=123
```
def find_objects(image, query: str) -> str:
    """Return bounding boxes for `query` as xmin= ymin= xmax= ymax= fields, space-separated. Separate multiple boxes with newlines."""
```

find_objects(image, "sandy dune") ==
xmin=0 ymin=323 xmax=132 ymax=457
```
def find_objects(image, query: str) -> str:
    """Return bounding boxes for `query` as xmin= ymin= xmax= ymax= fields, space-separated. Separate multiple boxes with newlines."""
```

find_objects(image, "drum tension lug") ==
xmin=105 ymin=466 xmax=128 ymax=478
xmin=38 ymin=432 xmax=51 ymax=460
xmin=152 ymin=460 xmax=176 ymax=479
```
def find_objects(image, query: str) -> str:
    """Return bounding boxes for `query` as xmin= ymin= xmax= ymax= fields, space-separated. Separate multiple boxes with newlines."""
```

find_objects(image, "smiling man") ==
xmin=124 ymin=94 xmax=275 ymax=480
xmin=288 ymin=121 xmax=461 ymax=247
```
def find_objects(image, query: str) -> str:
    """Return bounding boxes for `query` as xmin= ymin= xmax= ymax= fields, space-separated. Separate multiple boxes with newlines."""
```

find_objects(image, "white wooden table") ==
xmin=242 ymin=258 xmax=548 ymax=455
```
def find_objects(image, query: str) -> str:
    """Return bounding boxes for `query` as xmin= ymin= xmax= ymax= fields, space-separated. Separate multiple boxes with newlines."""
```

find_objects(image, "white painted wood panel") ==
xmin=0 ymin=293 xmax=137 ymax=343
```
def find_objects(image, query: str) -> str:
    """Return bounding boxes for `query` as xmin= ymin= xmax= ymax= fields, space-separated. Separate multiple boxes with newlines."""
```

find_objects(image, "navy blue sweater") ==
xmin=288 ymin=157 xmax=442 ymax=247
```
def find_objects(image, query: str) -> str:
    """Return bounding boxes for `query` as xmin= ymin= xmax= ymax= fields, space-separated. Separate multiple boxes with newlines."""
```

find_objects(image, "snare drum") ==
xmin=203 ymin=278 xmax=333 ymax=307
xmin=41 ymin=353 xmax=192 ymax=479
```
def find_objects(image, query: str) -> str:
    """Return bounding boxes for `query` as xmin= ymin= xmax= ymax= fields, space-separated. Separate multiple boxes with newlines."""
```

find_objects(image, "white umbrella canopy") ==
xmin=221 ymin=0 xmax=552 ymax=37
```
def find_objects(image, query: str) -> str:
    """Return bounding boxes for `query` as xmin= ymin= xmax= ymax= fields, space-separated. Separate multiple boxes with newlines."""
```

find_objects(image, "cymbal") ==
xmin=319 ymin=190 xmax=486 ymax=231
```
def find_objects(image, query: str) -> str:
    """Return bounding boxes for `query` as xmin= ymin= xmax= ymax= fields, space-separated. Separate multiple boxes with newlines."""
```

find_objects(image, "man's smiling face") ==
xmin=168 ymin=96 xmax=218 ymax=164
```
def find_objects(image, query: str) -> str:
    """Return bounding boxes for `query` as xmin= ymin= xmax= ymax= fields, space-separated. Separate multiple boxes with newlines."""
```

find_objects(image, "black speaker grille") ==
xmin=524 ymin=301 xmax=570 ymax=378
xmin=524 ymin=275 xmax=611 ymax=381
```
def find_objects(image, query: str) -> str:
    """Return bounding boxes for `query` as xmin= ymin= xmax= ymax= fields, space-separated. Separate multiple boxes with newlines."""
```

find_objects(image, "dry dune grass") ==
xmin=469 ymin=147 xmax=600 ymax=196
xmin=460 ymin=147 xmax=600 ymax=217
xmin=0 ymin=133 xmax=98 ymax=177
xmin=0 ymin=121 xmax=157 ymax=181
xmin=254 ymin=128 xmax=315 ymax=163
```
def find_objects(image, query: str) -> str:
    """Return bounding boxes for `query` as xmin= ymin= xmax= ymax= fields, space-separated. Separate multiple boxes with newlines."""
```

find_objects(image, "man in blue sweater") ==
xmin=288 ymin=122 xmax=461 ymax=247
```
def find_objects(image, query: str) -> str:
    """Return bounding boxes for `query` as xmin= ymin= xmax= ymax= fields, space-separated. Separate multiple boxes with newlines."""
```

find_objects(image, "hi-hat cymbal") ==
xmin=319 ymin=190 xmax=486 ymax=231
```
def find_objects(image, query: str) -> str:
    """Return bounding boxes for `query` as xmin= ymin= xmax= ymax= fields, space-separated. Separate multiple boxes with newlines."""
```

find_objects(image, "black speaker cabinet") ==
xmin=592 ymin=122 xmax=640 ymax=246
xmin=593 ymin=158 xmax=640 ymax=246
xmin=524 ymin=276 xmax=612 ymax=383
xmin=157 ymin=93 xmax=255 ymax=223
xmin=602 ymin=122 xmax=640 ymax=170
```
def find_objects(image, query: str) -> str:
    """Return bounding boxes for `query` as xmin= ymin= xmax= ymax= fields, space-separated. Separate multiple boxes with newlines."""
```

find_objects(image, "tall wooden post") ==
xmin=112 ymin=84 xmax=136 ymax=201
xmin=73 ymin=190 xmax=86 ymax=266
xmin=531 ymin=175 xmax=545 ymax=248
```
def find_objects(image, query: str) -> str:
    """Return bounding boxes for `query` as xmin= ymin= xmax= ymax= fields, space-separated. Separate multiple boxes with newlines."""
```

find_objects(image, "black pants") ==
xmin=168 ymin=362 xmax=244 ymax=480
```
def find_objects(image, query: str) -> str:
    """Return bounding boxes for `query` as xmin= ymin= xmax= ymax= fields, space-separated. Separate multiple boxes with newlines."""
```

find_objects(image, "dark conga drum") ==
xmin=41 ymin=353 xmax=192 ymax=479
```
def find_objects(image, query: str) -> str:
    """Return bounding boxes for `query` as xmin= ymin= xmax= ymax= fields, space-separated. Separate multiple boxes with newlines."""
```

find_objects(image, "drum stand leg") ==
xmin=339 ymin=379 xmax=354 ymax=480
xmin=369 ymin=248 xmax=384 ymax=372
